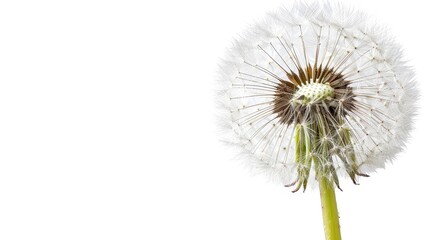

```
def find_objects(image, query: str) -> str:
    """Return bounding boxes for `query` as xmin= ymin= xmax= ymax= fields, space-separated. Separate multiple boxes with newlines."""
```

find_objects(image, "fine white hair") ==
xmin=216 ymin=2 xmax=417 ymax=189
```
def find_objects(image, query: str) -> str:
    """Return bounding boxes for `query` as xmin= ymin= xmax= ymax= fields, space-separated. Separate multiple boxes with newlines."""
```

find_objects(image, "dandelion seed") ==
xmin=217 ymin=2 xmax=417 ymax=239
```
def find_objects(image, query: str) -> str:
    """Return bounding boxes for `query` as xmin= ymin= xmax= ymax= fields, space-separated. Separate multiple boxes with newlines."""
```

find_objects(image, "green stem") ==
xmin=319 ymin=177 xmax=342 ymax=240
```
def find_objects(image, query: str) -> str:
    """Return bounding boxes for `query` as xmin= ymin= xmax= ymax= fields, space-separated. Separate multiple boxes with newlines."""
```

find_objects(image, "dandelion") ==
xmin=217 ymin=2 xmax=417 ymax=239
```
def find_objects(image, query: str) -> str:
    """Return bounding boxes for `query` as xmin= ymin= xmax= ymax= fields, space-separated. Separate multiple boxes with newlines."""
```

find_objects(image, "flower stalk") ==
xmin=319 ymin=176 xmax=341 ymax=240
xmin=295 ymin=123 xmax=342 ymax=239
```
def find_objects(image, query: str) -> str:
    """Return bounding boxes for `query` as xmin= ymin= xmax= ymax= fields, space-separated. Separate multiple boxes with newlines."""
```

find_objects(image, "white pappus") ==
xmin=217 ymin=2 xmax=417 ymax=191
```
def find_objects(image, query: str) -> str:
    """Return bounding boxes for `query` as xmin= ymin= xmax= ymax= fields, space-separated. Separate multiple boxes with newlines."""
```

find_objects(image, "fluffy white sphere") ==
xmin=217 ymin=2 xmax=417 ymax=190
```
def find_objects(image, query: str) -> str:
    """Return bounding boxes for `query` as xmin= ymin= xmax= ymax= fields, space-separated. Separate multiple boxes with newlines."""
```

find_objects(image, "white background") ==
xmin=0 ymin=0 xmax=427 ymax=239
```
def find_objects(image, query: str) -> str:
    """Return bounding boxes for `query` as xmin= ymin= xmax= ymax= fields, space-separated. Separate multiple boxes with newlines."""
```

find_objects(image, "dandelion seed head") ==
xmin=217 ymin=2 xmax=417 ymax=191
